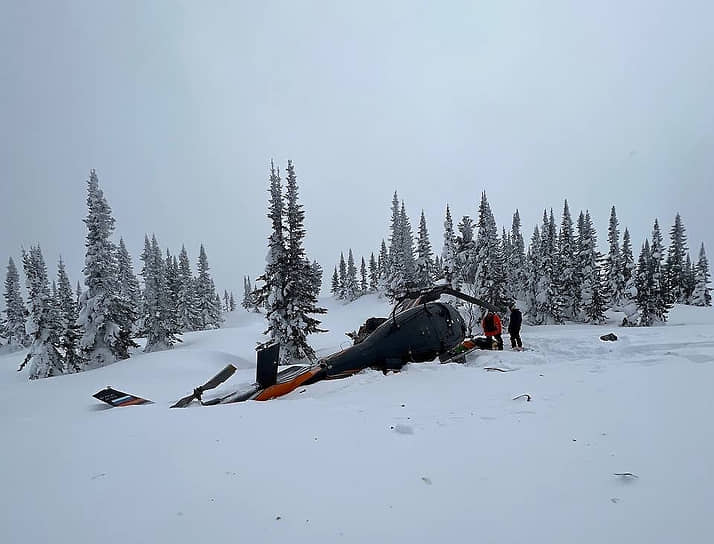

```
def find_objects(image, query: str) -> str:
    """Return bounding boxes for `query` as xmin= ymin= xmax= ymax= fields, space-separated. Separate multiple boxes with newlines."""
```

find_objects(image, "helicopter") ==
xmin=169 ymin=284 xmax=507 ymax=407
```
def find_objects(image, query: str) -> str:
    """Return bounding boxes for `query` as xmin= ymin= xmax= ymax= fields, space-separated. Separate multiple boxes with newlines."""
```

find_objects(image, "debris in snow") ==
xmin=275 ymin=515 xmax=281 ymax=520
xmin=614 ymin=472 xmax=638 ymax=479
xmin=610 ymin=498 xmax=620 ymax=504
xmin=90 ymin=473 xmax=107 ymax=480
xmin=512 ymin=394 xmax=532 ymax=402
xmin=421 ymin=476 xmax=432 ymax=485
xmin=485 ymin=367 xmax=511 ymax=372
xmin=600 ymin=333 xmax=618 ymax=341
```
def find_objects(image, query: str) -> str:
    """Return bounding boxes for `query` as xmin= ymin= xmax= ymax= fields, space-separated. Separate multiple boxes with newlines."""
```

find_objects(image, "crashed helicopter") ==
xmin=93 ymin=285 xmax=505 ymax=408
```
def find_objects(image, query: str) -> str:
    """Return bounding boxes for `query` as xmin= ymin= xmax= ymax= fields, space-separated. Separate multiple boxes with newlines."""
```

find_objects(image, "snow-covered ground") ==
xmin=2 ymin=296 xmax=713 ymax=544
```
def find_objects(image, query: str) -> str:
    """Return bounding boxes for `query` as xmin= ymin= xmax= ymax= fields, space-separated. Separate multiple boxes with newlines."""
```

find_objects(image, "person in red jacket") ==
xmin=481 ymin=310 xmax=503 ymax=350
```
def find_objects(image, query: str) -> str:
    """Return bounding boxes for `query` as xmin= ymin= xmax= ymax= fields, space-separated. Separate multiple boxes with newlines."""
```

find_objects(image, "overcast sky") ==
xmin=2 ymin=0 xmax=712 ymax=297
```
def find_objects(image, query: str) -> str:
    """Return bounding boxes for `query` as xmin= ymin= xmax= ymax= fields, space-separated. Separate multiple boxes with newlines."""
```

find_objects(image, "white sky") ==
xmin=1 ymin=0 xmax=712 ymax=294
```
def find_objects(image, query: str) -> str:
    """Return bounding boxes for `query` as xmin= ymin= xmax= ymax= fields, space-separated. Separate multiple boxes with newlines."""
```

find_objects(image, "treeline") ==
xmin=331 ymin=191 xmax=711 ymax=327
xmin=0 ymin=170 xmax=227 ymax=379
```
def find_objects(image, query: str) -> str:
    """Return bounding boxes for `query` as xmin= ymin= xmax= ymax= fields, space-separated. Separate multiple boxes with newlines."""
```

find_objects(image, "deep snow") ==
xmin=2 ymin=296 xmax=713 ymax=544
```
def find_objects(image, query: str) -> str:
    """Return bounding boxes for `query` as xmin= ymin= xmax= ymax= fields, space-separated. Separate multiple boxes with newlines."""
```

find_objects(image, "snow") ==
xmin=2 ymin=296 xmax=714 ymax=543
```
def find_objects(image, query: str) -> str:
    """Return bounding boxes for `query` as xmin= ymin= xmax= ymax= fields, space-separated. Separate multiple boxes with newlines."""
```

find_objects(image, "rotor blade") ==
xmin=170 ymin=364 xmax=238 ymax=408
xmin=200 ymin=364 xmax=237 ymax=391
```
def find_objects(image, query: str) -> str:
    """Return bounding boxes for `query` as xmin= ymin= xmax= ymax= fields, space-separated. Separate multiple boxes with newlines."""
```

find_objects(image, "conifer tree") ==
xmin=399 ymin=202 xmax=416 ymax=282
xmin=556 ymin=201 xmax=579 ymax=320
xmin=360 ymin=257 xmax=368 ymax=293
xmin=344 ymin=249 xmax=359 ymax=301
xmin=664 ymin=213 xmax=688 ymax=303
xmin=280 ymin=160 xmax=326 ymax=360
xmin=473 ymin=192 xmax=506 ymax=307
xmin=255 ymin=162 xmax=289 ymax=344
xmin=619 ymin=228 xmax=639 ymax=326
xmin=55 ymin=257 xmax=82 ymax=372
xmin=442 ymin=204 xmax=457 ymax=287
xmin=330 ymin=267 xmax=339 ymax=297
xmin=223 ymin=290 xmax=230 ymax=312
xmin=195 ymin=244 xmax=222 ymax=330
xmin=649 ymin=219 xmax=671 ymax=322
xmin=177 ymin=246 xmax=201 ymax=329
xmin=578 ymin=211 xmax=606 ymax=323
xmin=455 ymin=215 xmax=476 ymax=289
xmin=692 ymin=243 xmax=711 ymax=306
xmin=532 ymin=210 xmax=563 ymax=323
xmin=142 ymin=235 xmax=181 ymax=352
xmin=229 ymin=292 xmax=236 ymax=311
xmin=377 ymin=240 xmax=389 ymax=291
xmin=523 ymin=226 xmax=541 ymax=323
xmin=2 ymin=257 xmax=28 ymax=348
xmin=604 ymin=206 xmax=625 ymax=309
xmin=505 ymin=210 xmax=526 ymax=302
xmin=19 ymin=246 xmax=63 ymax=379
xmin=77 ymin=169 xmax=135 ymax=368
xmin=116 ymin=238 xmax=141 ymax=320
xmin=166 ymin=252 xmax=182 ymax=331
xmin=415 ymin=210 xmax=434 ymax=288
xmin=683 ymin=254 xmax=696 ymax=303
xmin=635 ymin=240 xmax=658 ymax=326
xmin=338 ymin=252 xmax=347 ymax=299
xmin=368 ymin=253 xmax=378 ymax=291
xmin=310 ymin=261 xmax=323 ymax=299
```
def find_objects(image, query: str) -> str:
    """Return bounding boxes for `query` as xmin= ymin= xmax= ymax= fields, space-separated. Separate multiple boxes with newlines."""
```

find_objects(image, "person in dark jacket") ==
xmin=508 ymin=303 xmax=523 ymax=350
xmin=481 ymin=310 xmax=503 ymax=350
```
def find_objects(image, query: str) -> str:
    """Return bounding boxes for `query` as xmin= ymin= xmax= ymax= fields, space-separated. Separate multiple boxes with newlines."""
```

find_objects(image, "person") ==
xmin=508 ymin=303 xmax=523 ymax=350
xmin=481 ymin=310 xmax=503 ymax=350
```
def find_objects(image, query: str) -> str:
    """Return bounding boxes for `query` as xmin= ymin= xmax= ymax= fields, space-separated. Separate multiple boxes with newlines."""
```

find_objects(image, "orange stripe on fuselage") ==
xmin=253 ymin=367 xmax=321 ymax=401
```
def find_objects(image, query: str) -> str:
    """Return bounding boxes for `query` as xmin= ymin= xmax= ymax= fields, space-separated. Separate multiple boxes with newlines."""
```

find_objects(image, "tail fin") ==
xmin=256 ymin=342 xmax=280 ymax=388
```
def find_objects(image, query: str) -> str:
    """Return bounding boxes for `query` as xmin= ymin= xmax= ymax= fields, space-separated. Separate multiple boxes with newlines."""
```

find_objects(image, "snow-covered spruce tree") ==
xmin=532 ymin=210 xmax=563 ymax=324
xmin=472 ymin=192 xmax=506 ymax=307
xmin=55 ymin=257 xmax=82 ymax=373
xmin=442 ymin=204 xmax=457 ymax=287
xmin=337 ymin=252 xmax=347 ymax=299
xmin=223 ymin=290 xmax=230 ymax=312
xmin=523 ymin=226 xmax=541 ymax=324
xmin=635 ymin=240 xmax=658 ymax=326
xmin=310 ymin=260 xmax=323 ymax=298
xmin=280 ymin=160 xmax=326 ymax=361
xmin=229 ymin=292 xmax=236 ymax=312
xmin=177 ymin=245 xmax=202 ymax=329
xmin=77 ymin=169 xmax=135 ymax=368
xmin=2 ymin=257 xmax=29 ymax=348
xmin=578 ymin=211 xmax=606 ymax=323
xmin=683 ymin=254 xmax=696 ymax=303
xmin=692 ymin=243 xmax=711 ymax=306
xmin=415 ymin=210 xmax=434 ymax=289
xmin=604 ymin=206 xmax=625 ymax=309
xmin=454 ymin=215 xmax=476 ymax=290
xmin=649 ymin=219 xmax=671 ymax=322
xmin=556 ymin=201 xmax=579 ymax=320
xmin=195 ymin=244 xmax=222 ymax=330
xmin=330 ymin=267 xmax=339 ymax=297
xmin=377 ymin=239 xmax=389 ymax=292
xmin=116 ymin=238 xmax=141 ymax=322
xmin=664 ymin=213 xmax=689 ymax=303
xmin=619 ymin=228 xmax=639 ymax=326
xmin=360 ymin=257 xmax=368 ymax=293
xmin=166 ymin=252 xmax=182 ymax=330
xmin=19 ymin=246 xmax=63 ymax=379
xmin=255 ymin=161 xmax=289 ymax=345
xmin=344 ymin=249 xmax=359 ymax=301
xmin=506 ymin=210 xmax=526 ymax=302
xmin=141 ymin=235 xmax=181 ymax=352
xmin=368 ymin=253 xmax=378 ymax=291
xmin=433 ymin=255 xmax=443 ymax=280
xmin=385 ymin=197 xmax=416 ymax=299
